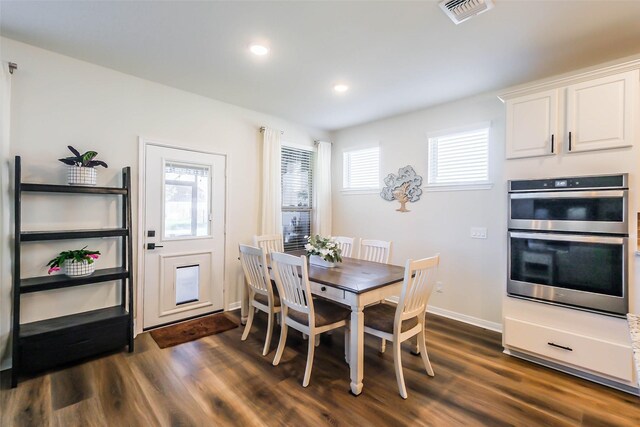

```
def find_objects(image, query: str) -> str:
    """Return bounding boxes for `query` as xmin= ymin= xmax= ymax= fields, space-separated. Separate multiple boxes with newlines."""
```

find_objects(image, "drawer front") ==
xmin=504 ymin=317 xmax=633 ymax=382
xmin=20 ymin=319 xmax=129 ymax=373
xmin=310 ymin=281 xmax=346 ymax=303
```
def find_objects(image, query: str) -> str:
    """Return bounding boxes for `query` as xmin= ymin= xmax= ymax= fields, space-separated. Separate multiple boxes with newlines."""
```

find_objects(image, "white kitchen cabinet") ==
xmin=502 ymin=67 xmax=639 ymax=159
xmin=505 ymin=89 xmax=559 ymax=159
xmin=565 ymin=70 xmax=638 ymax=153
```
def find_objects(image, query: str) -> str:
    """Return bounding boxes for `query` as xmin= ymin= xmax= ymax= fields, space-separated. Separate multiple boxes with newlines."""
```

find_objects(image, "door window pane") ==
xmin=176 ymin=265 xmax=200 ymax=305
xmin=164 ymin=162 xmax=210 ymax=238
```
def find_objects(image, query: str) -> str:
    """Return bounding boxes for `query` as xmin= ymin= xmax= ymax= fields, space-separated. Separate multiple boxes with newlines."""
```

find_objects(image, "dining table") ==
xmin=241 ymin=252 xmax=406 ymax=396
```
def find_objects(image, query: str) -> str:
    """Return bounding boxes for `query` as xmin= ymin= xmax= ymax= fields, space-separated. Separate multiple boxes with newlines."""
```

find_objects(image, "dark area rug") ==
xmin=150 ymin=313 xmax=238 ymax=348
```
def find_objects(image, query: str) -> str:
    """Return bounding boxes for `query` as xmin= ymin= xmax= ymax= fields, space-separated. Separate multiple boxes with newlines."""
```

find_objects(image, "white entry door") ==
xmin=143 ymin=144 xmax=225 ymax=329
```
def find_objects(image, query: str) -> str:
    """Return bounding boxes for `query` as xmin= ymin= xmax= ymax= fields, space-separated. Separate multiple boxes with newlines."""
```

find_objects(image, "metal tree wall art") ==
xmin=380 ymin=165 xmax=423 ymax=212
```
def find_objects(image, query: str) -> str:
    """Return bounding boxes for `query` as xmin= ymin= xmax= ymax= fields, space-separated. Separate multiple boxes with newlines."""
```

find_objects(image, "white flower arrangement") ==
xmin=304 ymin=235 xmax=343 ymax=263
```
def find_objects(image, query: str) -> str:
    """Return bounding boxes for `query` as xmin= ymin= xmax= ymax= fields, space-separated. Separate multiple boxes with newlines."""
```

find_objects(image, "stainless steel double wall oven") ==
xmin=508 ymin=174 xmax=629 ymax=316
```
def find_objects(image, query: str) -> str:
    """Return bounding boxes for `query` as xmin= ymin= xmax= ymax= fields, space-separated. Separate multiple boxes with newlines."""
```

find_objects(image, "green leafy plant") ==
xmin=46 ymin=246 xmax=100 ymax=274
xmin=58 ymin=145 xmax=108 ymax=168
xmin=304 ymin=235 xmax=342 ymax=263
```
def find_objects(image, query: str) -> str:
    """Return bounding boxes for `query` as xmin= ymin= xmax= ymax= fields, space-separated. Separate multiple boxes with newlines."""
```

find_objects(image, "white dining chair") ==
xmin=253 ymin=234 xmax=284 ymax=254
xmin=360 ymin=239 xmax=392 ymax=264
xmin=334 ymin=236 xmax=358 ymax=258
xmin=271 ymin=252 xmax=350 ymax=387
xmin=239 ymin=244 xmax=281 ymax=356
xmin=363 ymin=254 xmax=440 ymax=399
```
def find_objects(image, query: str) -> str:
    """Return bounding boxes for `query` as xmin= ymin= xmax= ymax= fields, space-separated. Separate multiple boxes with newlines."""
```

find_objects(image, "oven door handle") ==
xmin=509 ymin=190 xmax=626 ymax=200
xmin=509 ymin=232 xmax=625 ymax=245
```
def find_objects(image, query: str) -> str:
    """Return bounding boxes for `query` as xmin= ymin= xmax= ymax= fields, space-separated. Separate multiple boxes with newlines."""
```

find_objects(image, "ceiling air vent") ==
xmin=439 ymin=0 xmax=494 ymax=24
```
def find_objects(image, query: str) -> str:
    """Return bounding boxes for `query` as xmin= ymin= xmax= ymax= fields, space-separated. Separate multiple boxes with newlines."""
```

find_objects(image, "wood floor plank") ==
xmin=2 ymin=311 xmax=639 ymax=427
xmin=0 ymin=373 xmax=52 ymax=427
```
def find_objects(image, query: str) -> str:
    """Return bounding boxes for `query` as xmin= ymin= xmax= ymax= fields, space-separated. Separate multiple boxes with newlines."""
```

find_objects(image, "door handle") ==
xmin=147 ymin=243 xmax=164 ymax=250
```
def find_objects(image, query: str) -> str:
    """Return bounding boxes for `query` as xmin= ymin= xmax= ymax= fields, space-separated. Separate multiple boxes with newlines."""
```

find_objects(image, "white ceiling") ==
xmin=2 ymin=1 xmax=640 ymax=131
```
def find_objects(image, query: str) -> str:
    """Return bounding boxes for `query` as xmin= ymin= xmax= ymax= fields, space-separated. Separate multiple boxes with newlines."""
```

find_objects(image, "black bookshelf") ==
xmin=11 ymin=156 xmax=134 ymax=387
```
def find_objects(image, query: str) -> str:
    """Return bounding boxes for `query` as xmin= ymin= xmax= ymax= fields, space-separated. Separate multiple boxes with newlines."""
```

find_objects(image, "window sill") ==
xmin=340 ymin=189 xmax=380 ymax=195
xmin=423 ymin=183 xmax=494 ymax=192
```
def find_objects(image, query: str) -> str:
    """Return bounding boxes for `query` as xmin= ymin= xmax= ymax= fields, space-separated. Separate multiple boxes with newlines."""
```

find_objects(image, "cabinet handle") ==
xmin=547 ymin=342 xmax=573 ymax=351
xmin=550 ymin=134 xmax=555 ymax=154
xmin=321 ymin=286 xmax=327 ymax=292
xmin=568 ymin=131 xmax=572 ymax=151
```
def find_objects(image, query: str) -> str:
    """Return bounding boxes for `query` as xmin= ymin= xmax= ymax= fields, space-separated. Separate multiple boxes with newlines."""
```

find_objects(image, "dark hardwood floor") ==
xmin=2 ymin=311 xmax=639 ymax=426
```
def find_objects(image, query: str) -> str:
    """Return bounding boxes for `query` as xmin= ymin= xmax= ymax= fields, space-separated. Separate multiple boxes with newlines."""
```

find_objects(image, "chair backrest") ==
xmin=253 ymin=234 xmax=284 ymax=254
xmin=238 ymin=244 xmax=273 ymax=300
xmin=395 ymin=255 xmax=440 ymax=327
xmin=270 ymin=252 xmax=314 ymax=323
xmin=334 ymin=236 xmax=358 ymax=258
xmin=360 ymin=239 xmax=392 ymax=264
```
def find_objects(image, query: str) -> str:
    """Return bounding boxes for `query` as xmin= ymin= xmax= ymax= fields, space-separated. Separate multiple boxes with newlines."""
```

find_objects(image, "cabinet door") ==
xmin=506 ymin=89 xmax=559 ymax=159
xmin=566 ymin=70 xmax=638 ymax=153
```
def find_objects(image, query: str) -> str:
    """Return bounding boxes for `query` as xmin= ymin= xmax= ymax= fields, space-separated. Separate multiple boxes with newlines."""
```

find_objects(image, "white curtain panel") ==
xmin=0 ymin=62 xmax=12 ymax=367
xmin=313 ymin=141 xmax=332 ymax=236
xmin=260 ymin=127 xmax=283 ymax=235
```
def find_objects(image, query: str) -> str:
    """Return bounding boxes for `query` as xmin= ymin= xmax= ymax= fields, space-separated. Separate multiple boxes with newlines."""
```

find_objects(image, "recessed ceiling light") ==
xmin=333 ymin=84 xmax=349 ymax=93
xmin=249 ymin=44 xmax=269 ymax=56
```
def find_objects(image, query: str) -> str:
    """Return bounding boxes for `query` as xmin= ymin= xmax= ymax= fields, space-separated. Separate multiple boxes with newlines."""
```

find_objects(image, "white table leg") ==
xmin=349 ymin=302 xmax=364 ymax=395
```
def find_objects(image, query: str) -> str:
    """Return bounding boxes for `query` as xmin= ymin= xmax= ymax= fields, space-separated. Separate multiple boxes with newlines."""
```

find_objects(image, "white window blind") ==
xmin=281 ymin=146 xmax=314 ymax=251
xmin=428 ymin=127 xmax=490 ymax=186
xmin=343 ymin=147 xmax=380 ymax=190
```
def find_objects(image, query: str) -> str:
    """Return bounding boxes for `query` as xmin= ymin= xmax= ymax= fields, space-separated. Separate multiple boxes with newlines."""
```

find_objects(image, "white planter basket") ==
xmin=64 ymin=259 xmax=96 ymax=277
xmin=67 ymin=166 xmax=97 ymax=186
xmin=309 ymin=254 xmax=336 ymax=268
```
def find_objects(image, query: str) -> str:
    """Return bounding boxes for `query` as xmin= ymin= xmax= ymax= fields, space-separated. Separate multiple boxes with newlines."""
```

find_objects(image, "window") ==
xmin=281 ymin=145 xmax=314 ymax=251
xmin=427 ymin=126 xmax=490 ymax=188
xmin=164 ymin=162 xmax=210 ymax=238
xmin=343 ymin=147 xmax=380 ymax=190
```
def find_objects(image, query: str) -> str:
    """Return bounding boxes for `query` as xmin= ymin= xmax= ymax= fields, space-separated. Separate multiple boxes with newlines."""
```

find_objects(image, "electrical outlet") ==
xmin=470 ymin=227 xmax=487 ymax=239
xmin=436 ymin=281 xmax=444 ymax=293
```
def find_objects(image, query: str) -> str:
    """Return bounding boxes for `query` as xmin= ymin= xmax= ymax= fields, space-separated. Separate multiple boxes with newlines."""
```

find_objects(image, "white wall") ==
xmin=0 ymin=37 xmax=328 ymax=366
xmin=331 ymin=94 xmax=507 ymax=328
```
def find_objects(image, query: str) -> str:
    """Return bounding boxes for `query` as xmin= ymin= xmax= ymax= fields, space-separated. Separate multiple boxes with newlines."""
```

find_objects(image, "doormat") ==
xmin=150 ymin=313 xmax=238 ymax=349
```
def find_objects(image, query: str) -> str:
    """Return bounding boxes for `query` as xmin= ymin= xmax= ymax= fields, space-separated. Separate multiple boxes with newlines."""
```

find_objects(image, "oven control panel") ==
xmin=509 ymin=174 xmax=627 ymax=192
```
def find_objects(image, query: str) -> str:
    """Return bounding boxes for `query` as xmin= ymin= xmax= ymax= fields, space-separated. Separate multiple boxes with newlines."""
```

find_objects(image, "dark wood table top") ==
xmin=289 ymin=250 xmax=406 ymax=294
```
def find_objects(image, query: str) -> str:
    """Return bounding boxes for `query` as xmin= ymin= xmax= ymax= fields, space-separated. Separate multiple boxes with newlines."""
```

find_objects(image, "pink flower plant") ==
xmin=46 ymin=246 xmax=101 ymax=274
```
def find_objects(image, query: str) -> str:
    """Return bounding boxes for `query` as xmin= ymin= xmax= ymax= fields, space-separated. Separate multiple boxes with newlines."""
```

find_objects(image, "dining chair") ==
xmin=239 ymin=244 xmax=281 ymax=356
xmin=360 ymin=239 xmax=392 ymax=264
xmin=363 ymin=254 xmax=440 ymax=399
xmin=334 ymin=236 xmax=358 ymax=258
xmin=271 ymin=252 xmax=350 ymax=387
xmin=253 ymin=234 xmax=284 ymax=254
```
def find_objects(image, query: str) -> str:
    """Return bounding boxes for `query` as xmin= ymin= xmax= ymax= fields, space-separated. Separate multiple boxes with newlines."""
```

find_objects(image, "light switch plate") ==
xmin=470 ymin=227 xmax=487 ymax=239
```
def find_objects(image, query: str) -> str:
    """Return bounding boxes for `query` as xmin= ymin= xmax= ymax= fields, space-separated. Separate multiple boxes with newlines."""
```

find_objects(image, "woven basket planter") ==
xmin=309 ymin=254 xmax=336 ymax=268
xmin=64 ymin=259 xmax=96 ymax=277
xmin=67 ymin=166 xmax=97 ymax=186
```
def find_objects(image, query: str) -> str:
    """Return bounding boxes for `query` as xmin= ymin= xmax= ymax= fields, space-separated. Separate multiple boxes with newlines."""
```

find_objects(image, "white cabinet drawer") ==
xmin=310 ymin=281 xmax=346 ymax=303
xmin=504 ymin=317 xmax=633 ymax=382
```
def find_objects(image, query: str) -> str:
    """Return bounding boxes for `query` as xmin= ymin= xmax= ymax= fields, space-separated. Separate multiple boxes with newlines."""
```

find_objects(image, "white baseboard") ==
xmin=427 ymin=305 xmax=503 ymax=333
xmin=227 ymin=301 xmax=241 ymax=311
xmin=384 ymin=297 xmax=502 ymax=333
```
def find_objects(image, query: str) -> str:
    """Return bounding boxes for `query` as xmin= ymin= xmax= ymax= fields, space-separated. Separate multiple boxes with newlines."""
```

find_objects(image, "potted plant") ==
xmin=58 ymin=145 xmax=108 ymax=186
xmin=47 ymin=246 xmax=101 ymax=277
xmin=305 ymin=235 xmax=342 ymax=268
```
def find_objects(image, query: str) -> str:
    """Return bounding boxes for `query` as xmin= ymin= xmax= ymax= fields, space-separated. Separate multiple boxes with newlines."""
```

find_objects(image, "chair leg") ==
xmin=273 ymin=322 xmax=288 ymax=366
xmin=303 ymin=333 xmax=316 ymax=387
xmin=241 ymin=302 xmax=255 ymax=341
xmin=418 ymin=329 xmax=435 ymax=377
xmin=380 ymin=338 xmax=386 ymax=353
xmin=393 ymin=339 xmax=408 ymax=399
xmin=262 ymin=310 xmax=274 ymax=356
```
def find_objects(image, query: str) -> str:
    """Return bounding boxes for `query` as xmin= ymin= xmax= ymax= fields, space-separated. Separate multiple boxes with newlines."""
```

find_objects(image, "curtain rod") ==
xmin=8 ymin=62 xmax=17 ymax=74
xmin=259 ymin=126 xmax=284 ymax=135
